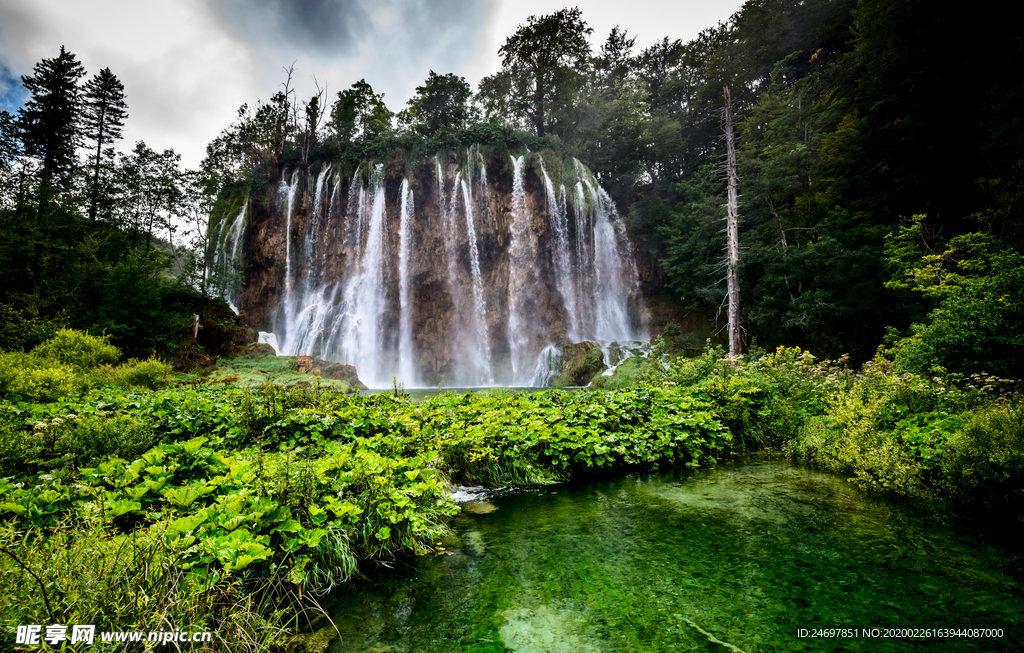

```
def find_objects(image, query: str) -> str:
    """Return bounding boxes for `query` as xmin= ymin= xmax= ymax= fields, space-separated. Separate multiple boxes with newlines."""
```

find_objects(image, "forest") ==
xmin=1 ymin=1 xmax=1023 ymax=651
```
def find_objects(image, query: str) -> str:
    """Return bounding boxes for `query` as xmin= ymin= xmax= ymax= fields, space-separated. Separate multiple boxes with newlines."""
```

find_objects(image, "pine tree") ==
xmin=17 ymin=46 xmax=86 ymax=190
xmin=82 ymin=67 xmax=127 ymax=224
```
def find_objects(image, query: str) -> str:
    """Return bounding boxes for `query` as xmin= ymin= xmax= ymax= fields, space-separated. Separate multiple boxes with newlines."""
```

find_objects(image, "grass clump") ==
xmin=0 ymin=518 xmax=293 ymax=653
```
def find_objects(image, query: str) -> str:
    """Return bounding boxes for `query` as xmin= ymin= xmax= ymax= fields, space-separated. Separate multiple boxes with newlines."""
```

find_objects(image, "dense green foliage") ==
xmin=634 ymin=342 xmax=1023 ymax=515
xmin=2 ymin=340 xmax=1021 ymax=648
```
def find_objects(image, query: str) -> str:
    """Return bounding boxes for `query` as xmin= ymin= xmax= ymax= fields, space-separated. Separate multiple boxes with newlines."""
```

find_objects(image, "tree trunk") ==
xmin=724 ymin=86 xmax=742 ymax=358
xmin=533 ymin=73 xmax=546 ymax=136
xmin=89 ymin=108 xmax=106 ymax=226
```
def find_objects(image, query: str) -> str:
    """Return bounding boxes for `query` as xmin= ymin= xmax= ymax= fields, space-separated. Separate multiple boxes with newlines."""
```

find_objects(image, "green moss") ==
xmin=588 ymin=356 xmax=652 ymax=390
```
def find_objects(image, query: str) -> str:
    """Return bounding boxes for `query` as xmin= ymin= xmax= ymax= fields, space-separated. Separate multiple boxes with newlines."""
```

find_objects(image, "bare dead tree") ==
xmin=302 ymin=77 xmax=328 ymax=165
xmin=724 ymin=86 xmax=742 ymax=358
xmin=278 ymin=62 xmax=297 ymax=160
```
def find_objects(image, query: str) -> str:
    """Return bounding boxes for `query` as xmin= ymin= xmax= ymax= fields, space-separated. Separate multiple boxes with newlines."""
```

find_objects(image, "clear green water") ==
xmin=325 ymin=457 xmax=1023 ymax=652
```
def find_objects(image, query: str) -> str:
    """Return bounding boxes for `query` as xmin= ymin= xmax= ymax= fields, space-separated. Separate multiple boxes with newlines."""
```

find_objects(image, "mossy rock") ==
xmin=550 ymin=341 xmax=605 ymax=387
xmin=286 ymin=625 xmax=336 ymax=653
xmin=293 ymin=356 xmax=365 ymax=388
xmin=237 ymin=342 xmax=277 ymax=359
xmin=187 ymin=348 xmax=366 ymax=393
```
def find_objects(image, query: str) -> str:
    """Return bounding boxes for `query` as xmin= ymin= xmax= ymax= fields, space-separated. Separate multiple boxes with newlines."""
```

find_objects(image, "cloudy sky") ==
xmin=0 ymin=0 xmax=744 ymax=168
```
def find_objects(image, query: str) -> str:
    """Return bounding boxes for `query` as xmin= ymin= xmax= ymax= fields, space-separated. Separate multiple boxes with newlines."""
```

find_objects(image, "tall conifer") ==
xmin=17 ymin=46 xmax=85 ymax=190
xmin=82 ymin=68 xmax=128 ymax=224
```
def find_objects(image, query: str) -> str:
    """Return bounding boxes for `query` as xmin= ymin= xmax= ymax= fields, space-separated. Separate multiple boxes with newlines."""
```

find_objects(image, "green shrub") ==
xmin=9 ymin=363 xmax=85 ymax=402
xmin=31 ymin=328 xmax=120 ymax=369
xmin=0 ymin=351 xmax=31 ymax=394
xmin=1 ymin=351 xmax=96 ymax=401
xmin=0 ymin=412 xmax=159 ymax=476
xmin=941 ymin=402 xmax=1024 ymax=515
xmin=91 ymin=356 xmax=173 ymax=389
xmin=0 ymin=417 xmax=36 ymax=476
xmin=55 ymin=413 xmax=159 ymax=468
xmin=850 ymin=437 xmax=920 ymax=495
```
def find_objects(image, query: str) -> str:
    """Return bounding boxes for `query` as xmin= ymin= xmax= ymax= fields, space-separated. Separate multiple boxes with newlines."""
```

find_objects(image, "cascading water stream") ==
xmin=582 ymin=167 xmax=634 ymax=341
xmin=540 ymin=159 xmax=579 ymax=342
xmin=341 ymin=163 xmax=388 ymax=384
xmin=460 ymin=173 xmax=493 ymax=385
xmin=507 ymin=154 xmax=540 ymax=385
xmin=398 ymin=179 xmax=416 ymax=386
xmin=209 ymin=199 xmax=248 ymax=311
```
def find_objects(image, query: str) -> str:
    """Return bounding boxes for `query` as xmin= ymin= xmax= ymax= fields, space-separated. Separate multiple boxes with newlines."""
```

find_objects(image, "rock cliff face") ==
xmin=213 ymin=146 xmax=647 ymax=387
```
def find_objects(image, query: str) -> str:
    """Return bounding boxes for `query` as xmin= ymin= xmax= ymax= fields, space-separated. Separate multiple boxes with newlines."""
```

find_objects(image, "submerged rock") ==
xmin=499 ymin=604 xmax=602 ymax=653
xmin=461 ymin=500 xmax=498 ymax=515
xmin=285 ymin=625 xmax=336 ymax=653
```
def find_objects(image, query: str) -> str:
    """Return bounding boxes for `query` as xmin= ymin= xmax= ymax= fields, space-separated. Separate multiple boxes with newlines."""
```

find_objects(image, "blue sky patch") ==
xmin=0 ymin=64 xmax=27 ymax=115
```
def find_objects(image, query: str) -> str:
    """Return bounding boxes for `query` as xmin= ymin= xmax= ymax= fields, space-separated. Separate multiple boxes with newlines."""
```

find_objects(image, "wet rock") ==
xmin=550 ymin=340 xmax=605 ymax=387
xmin=285 ymin=625 xmax=336 ymax=653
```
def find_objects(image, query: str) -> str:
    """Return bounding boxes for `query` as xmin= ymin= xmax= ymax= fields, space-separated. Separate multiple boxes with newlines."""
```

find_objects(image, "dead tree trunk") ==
xmin=724 ymin=86 xmax=742 ymax=357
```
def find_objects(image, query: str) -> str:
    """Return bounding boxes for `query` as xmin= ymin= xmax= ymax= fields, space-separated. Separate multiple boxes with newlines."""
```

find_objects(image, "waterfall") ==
xmin=461 ymin=173 xmax=492 ymax=384
xmin=282 ymin=169 xmax=300 ymax=304
xmin=339 ymin=163 xmax=388 ymax=385
xmin=209 ymin=199 xmax=248 ymax=311
xmin=229 ymin=150 xmax=646 ymax=387
xmin=507 ymin=154 xmax=540 ymax=385
xmin=304 ymin=164 xmax=330 ymax=291
xmin=540 ymin=159 xmax=578 ymax=342
xmin=398 ymin=178 xmax=416 ymax=386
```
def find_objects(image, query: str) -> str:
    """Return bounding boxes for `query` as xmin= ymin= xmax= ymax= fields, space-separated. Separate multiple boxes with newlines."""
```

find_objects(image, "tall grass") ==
xmin=0 ymin=518 xmax=294 ymax=652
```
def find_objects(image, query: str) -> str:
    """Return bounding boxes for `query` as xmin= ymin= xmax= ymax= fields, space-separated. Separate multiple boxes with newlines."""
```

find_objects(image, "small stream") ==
xmin=324 ymin=457 xmax=1023 ymax=652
